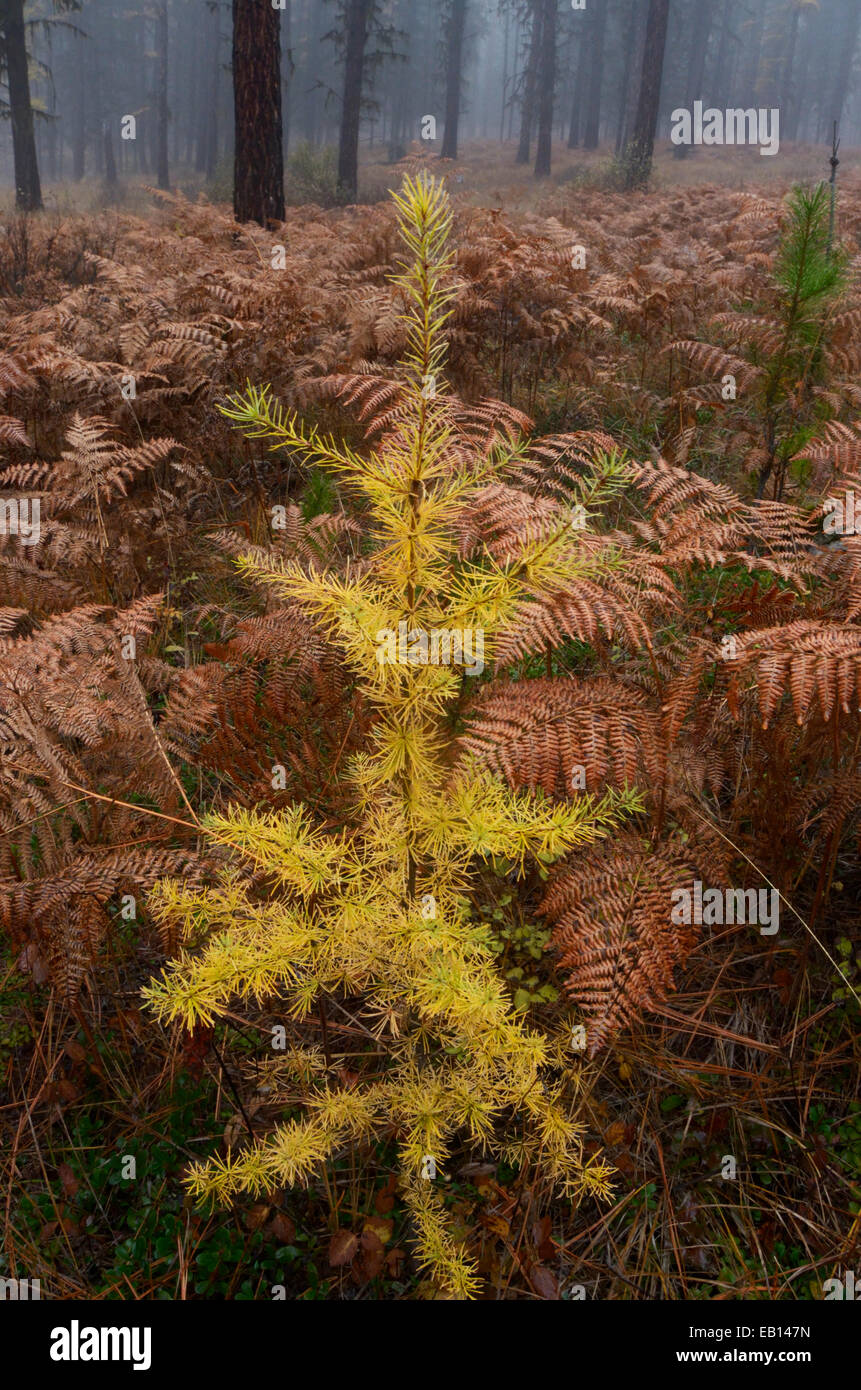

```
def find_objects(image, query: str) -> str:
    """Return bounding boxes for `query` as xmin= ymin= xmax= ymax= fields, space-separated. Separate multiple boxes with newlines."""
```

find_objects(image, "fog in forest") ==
xmin=1 ymin=0 xmax=860 ymax=215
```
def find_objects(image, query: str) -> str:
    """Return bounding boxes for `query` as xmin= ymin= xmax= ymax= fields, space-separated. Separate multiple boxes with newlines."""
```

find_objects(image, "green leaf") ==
xmin=660 ymin=1094 xmax=686 ymax=1114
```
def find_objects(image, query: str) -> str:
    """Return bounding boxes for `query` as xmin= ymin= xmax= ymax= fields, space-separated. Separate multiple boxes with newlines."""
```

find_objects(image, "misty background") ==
xmin=0 ymin=0 xmax=859 ymax=210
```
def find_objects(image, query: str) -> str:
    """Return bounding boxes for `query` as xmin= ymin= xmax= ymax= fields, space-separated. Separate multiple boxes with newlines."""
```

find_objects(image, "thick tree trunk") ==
xmin=337 ymin=0 xmax=371 ymax=201
xmin=233 ymin=0 xmax=285 ymax=224
xmin=617 ymin=0 xmax=647 ymax=157
xmin=516 ymin=0 xmax=540 ymax=164
xmin=583 ymin=0 xmax=607 ymax=151
xmin=623 ymin=0 xmax=670 ymax=190
xmin=1 ymin=0 xmax=43 ymax=210
xmin=533 ymin=0 xmax=556 ymax=176
xmin=441 ymin=0 xmax=467 ymax=160
xmin=156 ymin=1 xmax=170 ymax=190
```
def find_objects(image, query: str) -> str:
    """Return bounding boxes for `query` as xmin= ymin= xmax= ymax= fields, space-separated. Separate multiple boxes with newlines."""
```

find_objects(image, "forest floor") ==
xmin=0 ymin=147 xmax=859 ymax=1299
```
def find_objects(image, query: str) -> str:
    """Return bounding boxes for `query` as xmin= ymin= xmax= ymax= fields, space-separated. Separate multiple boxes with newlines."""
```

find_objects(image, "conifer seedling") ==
xmin=143 ymin=173 xmax=639 ymax=1297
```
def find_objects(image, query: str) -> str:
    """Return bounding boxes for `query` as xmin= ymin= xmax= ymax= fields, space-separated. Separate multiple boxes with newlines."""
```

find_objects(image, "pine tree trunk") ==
xmin=283 ymin=0 xmax=292 ymax=160
xmin=516 ymin=0 xmax=541 ymax=164
xmin=1 ymin=0 xmax=43 ymax=210
xmin=233 ymin=0 xmax=285 ymax=224
xmin=617 ymin=0 xmax=647 ymax=157
xmin=156 ymin=1 xmax=170 ymax=190
xmin=499 ymin=9 xmax=510 ymax=143
xmin=47 ymin=107 xmax=57 ymax=182
xmin=568 ymin=18 xmax=589 ymax=149
xmin=566 ymin=80 xmax=580 ymax=149
xmin=615 ymin=0 xmax=638 ymax=154
xmin=673 ymin=0 xmax=712 ymax=159
xmin=583 ymin=0 xmax=607 ymax=151
xmin=709 ymin=0 xmax=735 ymax=106
xmin=337 ymin=0 xmax=371 ymax=201
xmin=739 ymin=0 xmax=764 ymax=106
xmin=104 ymin=124 xmax=118 ymax=186
xmin=533 ymin=0 xmax=556 ymax=177
xmin=784 ymin=4 xmax=812 ymax=142
xmin=46 ymin=30 xmax=57 ymax=183
xmin=194 ymin=10 xmax=213 ymax=172
xmin=830 ymin=0 xmax=861 ymax=134
xmin=623 ymin=0 xmax=670 ymax=190
xmin=441 ymin=0 xmax=468 ymax=160
xmin=786 ymin=11 xmax=811 ymax=143
xmin=206 ymin=3 xmax=220 ymax=177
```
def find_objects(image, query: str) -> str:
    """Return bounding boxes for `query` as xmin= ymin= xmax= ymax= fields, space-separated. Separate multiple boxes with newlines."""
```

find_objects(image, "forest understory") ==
xmin=0 ymin=153 xmax=859 ymax=1303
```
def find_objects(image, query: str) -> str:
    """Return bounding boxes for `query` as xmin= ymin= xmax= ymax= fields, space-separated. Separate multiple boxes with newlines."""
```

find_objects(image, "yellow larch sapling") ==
xmin=143 ymin=173 xmax=640 ymax=1298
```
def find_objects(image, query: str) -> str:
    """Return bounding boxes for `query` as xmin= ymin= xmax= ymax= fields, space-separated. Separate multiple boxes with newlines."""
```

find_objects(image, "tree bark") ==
xmin=780 ymin=1 xmax=800 ymax=107
xmin=195 ymin=5 xmax=214 ymax=172
xmin=830 ymin=0 xmax=861 ymax=135
xmin=206 ymin=1 xmax=220 ymax=177
xmin=1 ymin=0 xmax=43 ymax=210
xmin=533 ymin=0 xmax=556 ymax=176
xmin=739 ymin=0 xmax=764 ymax=107
xmin=104 ymin=124 xmax=118 ymax=185
xmin=568 ymin=15 xmax=589 ymax=148
xmin=785 ymin=5 xmax=812 ymax=143
xmin=623 ymin=0 xmax=670 ymax=190
xmin=516 ymin=0 xmax=541 ymax=164
xmin=337 ymin=0 xmax=371 ymax=201
xmin=45 ymin=27 xmax=57 ymax=183
xmin=617 ymin=0 xmax=647 ymax=158
xmin=233 ymin=0 xmax=285 ymax=224
xmin=499 ymin=7 xmax=510 ymax=143
xmin=615 ymin=0 xmax=638 ymax=154
xmin=441 ymin=0 xmax=467 ymax=160
xmin=282 ymin=0 xmax=292 ymax=160
xmin=156 ymin=1 xmax=170 ymax=190
xmin=673 ymin=0 xmax=713 ymax=159
xmin=709 ymin=0 xmax=735 ymax=107
xmin=583 ymin=0 xmax=607 ymax=151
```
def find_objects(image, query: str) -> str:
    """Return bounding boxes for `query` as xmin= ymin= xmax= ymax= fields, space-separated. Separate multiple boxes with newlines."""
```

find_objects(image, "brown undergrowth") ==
xmin=0 ymin=169 xmax=858 ymax=1299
